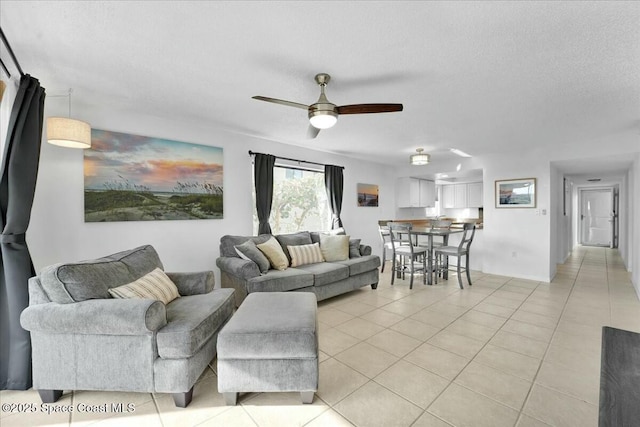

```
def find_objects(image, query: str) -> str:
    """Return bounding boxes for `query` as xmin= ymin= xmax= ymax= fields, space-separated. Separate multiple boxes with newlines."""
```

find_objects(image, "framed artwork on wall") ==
xmin=84 ymin=129 xmax=223 ymax=222
xmin=495 ymin=178 xmax=536 ymax=208
xmin=357 ymin=183 xmax=379 ymax=207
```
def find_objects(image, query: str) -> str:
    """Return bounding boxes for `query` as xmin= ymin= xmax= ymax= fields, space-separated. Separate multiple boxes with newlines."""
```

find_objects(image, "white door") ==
xmin=580 ymin=189 xmax=613 ymax=247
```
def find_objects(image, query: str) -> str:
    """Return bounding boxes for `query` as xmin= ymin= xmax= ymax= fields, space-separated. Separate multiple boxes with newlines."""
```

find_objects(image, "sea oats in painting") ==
xmin=84 ymin=129 xmax=223 ymax=222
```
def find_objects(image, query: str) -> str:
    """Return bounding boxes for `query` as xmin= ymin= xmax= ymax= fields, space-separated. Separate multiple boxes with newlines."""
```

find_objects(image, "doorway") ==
xmin=579 ymin=188 xmax=616 ymax=247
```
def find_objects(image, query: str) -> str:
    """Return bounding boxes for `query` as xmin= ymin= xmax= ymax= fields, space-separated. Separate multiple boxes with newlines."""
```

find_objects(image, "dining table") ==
xmin=401 ymin=226 xmax=464 ymax=286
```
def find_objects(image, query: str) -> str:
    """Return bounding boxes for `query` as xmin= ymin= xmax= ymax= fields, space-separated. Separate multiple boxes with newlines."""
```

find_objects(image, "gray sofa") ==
xmin=216 ymin=231 xmax=380 ymax=307
xmin=20 ymin=245 xmax=235 ymax=408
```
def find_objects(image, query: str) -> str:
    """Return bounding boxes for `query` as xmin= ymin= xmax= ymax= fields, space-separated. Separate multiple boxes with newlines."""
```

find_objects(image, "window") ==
xmin=253 ymin=165 xmax=330 ymax=234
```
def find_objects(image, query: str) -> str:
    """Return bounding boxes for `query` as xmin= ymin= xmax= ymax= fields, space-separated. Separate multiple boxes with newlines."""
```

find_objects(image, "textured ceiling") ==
xmin=1 ymin=1 xmax=639 ymax=170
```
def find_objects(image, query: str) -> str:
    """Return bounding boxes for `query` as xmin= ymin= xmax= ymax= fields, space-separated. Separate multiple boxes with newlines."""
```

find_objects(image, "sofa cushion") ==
xmin=275 ymin=231 xmax=312 ymax=264
xmin=39 ymin=245 xmax=163 ymax=304
xmin=349 ymin=239 xmax=362 ymax=258
xmin=334 ymin=255 xmax=381 ymax=276
xmin=296 ymin=262 xmax=349 ymax=287
xmin=246 ymin=268 xmax=313 ymax=293
xmin=108 ymin=268 xmax=180 ymax=304
xmin=256 ymin=237 xmax=289 ymax=271
xmin=235 ymin=240 xmax=270 ymax=274
xmin=289 ymin=243 xmax=324 ymax=267
xmin=319 ymin=234 xmax=350 ymax=262
xmin=219 ymin=234 xmax=271 ymax=258
xmin=157 ymin=288 xmax=235 ymax=359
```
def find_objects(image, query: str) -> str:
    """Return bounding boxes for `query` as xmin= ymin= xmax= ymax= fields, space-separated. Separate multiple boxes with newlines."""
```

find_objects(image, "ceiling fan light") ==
xmin=410 ymin=148 xmax=430 ymax=165
xmin=309 ymin=111 xmax=338 ymax=129
xmin=46 ymin=117 xmax=91 ymax=149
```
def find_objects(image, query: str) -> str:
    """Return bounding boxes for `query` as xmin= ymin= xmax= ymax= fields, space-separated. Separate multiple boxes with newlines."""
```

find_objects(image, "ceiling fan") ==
xmin=252 ymin=73 xmax=403 ymax=139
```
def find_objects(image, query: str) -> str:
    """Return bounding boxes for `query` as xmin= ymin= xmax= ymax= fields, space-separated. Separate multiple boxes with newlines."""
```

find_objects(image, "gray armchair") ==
xmin=20 ymin=245 xmax=235 ymax=408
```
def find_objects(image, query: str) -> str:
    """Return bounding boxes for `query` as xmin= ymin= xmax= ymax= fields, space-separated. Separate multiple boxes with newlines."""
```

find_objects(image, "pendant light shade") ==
xmin=46 ymin=89 xmax=91 ymax=149
xmin=46 ymin=117 xmax=91 ymax=149
xmin=410 ymin=148 xmax=430 ymax=165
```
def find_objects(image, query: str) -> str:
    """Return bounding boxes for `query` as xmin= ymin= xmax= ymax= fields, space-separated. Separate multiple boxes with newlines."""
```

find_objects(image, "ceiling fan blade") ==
xmin=252 ymin=96 xmax=309 ymax=110
xmin=337 ymin=103 xmax=403 ymax=115
xmin=307 ymin=125 xmax=320 ymax=139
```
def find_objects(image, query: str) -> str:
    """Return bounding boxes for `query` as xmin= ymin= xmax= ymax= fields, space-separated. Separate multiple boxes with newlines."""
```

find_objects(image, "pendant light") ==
xmin=46 ymin=89 xmax=91 ymax=149
xmin=410 ymin=148 xmax=430 ymax=165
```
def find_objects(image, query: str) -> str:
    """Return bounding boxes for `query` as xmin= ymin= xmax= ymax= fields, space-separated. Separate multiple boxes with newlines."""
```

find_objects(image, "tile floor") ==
xmin=2 ymin=246 xmax=639 ymax=427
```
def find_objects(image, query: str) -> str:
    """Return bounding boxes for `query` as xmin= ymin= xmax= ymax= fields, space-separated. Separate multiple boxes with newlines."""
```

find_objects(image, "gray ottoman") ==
xmin=217 ymin=292 xmax=318 ymax=405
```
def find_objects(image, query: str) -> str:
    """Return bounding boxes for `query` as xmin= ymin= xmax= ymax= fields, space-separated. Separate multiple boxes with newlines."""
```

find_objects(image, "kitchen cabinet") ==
xmin=441 ymin=182 xmax=483 ymax=208
xmin=467 ymin=182 xmax=483 ymax=207
xmin=396 ymin=178 xmax=435 ymax=208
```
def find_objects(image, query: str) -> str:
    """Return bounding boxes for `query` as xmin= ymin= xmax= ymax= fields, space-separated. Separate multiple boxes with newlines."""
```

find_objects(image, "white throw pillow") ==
xmin=319 ymin=234 xmax=350 ymax=262
xmin=289 ymin=243 xmax=325 ymax=267
xmin=108 ymin=268 xmax=180 ymax=304
xmin=256 ymin=236 xmax=289 ymax=270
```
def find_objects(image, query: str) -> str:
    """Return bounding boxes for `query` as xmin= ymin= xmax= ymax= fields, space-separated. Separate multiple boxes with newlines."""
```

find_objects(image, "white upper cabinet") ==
xmin=397 ymin=177 xmax=436 ymax=208
xmin=441 ymin=182 xmax=483 ymax=208
xmin=467 ymin=182 xmax=483 ymax=207
xmin=442 ymin=184 xmax=456 ymax=209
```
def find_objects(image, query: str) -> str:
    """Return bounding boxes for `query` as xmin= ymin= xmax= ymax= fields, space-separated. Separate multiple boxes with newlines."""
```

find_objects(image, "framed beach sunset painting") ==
xmin=357 ymin=183 xmax=379 ymax=207
xmin=84 ymin=129 xmax=223 ymax=222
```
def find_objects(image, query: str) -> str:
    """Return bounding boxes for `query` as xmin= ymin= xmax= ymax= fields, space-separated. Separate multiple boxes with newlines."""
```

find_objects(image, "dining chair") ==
xmin=388 ymin=223 xmax=427 ymax=289
xmin=434 ymin=222 xmax=476 ymax=289
xmin=378 ymin=224 xmax=393 ymax=273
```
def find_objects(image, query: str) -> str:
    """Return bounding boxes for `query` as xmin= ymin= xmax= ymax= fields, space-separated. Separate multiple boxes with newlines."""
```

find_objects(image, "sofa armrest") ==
xmin=216 ymin=257 xmax=261 ymax=281
xmin=20 ymin=298 xmax=167 ymax=335
xmin=360 ymin=244 xmax=372 ymax=256
xmin=166 ymin=271 xmax=214 ymax=295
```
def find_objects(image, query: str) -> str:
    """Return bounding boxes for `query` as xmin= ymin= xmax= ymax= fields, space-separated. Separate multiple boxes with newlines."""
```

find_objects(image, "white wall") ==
xmin=632 ymin=153 xmax=639 ymax=295
xmin=26 ymin=104 xmax=396 ymax=287
xmin=481 ymin=152 xmax=552 ymax=281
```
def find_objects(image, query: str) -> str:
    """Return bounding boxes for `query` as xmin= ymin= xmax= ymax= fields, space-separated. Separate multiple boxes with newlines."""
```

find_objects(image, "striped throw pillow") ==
xmin=289 ymin=243 xmax=325 ymax=267
xmin=108 ymin=268 xmax=180 ymax=304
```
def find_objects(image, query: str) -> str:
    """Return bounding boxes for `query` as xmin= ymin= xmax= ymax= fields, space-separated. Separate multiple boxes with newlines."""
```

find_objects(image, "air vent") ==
xmin=587 ymin=178 xmax=601 ymax=182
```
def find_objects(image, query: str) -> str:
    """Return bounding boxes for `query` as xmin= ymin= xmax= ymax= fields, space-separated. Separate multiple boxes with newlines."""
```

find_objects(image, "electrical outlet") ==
xmin=511 ymin=251 xmax=517 ymax=258
xmin=534 ymin=209 xmax=540 ymax=215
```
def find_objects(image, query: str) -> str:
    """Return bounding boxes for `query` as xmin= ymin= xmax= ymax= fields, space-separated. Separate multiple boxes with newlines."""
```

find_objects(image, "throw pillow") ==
xmin=289 ymin=243 xmax=325 ymax=267
xmin=234 ymin=239 xmax=270 ymax=274
xmin=349 ymin=239 xmax=362 ymax=258
xmin=275 ymin=231 xmax=313 ymax=265
xmin=256 ymin=236 xmax=289 ymax=270
xmin=319 ymin=234 xmax=350 ymax=262
xmin=108 ymin=267 xmax=180 ymax=305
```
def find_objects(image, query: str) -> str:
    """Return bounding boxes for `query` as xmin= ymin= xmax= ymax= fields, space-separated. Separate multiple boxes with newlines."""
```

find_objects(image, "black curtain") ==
xmin=0 ymin=75 xmax=45 ymax=390
xmin=324 ymin=165 xmax=344 ymax=229
xmin=254 ymin=153 xmax=275 ymax=235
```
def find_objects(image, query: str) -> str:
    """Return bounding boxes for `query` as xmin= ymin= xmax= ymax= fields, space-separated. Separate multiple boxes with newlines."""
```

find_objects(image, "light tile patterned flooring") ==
xmin=2 ymin=247 xmax=639 ymax=427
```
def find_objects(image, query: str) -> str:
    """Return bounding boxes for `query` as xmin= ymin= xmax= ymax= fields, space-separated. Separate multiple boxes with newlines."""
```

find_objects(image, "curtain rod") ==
xmin=0 ymin=27 xmax=25 ymax=77
xmin=248 ymin=150 xmax=344 ymax=169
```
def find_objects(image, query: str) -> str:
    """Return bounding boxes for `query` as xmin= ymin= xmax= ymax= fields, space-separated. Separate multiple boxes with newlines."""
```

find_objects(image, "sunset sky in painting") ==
xmin=84 ymin=129 xmax=223 ymax=192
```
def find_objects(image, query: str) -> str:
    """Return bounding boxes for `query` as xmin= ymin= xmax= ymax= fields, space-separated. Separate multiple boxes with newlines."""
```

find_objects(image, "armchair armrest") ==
xmin=20 ymin=298 xmax=167 ymax=335
xmin=360 ymin=244 xmax=372 ymax=256
xmin=216 ymin=256 xmax=261 ymax=281
xmin=166 ymin=271 xmax=214 ymax=295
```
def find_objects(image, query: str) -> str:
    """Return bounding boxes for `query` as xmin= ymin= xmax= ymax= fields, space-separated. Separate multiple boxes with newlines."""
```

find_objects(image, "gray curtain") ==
xmin=324 ymin=165 xmax=344 ymax=229
xmin=1 ymin=75 xmax=45 ymax=390
xmin=254 ymin=153 xmax=275 ymax=235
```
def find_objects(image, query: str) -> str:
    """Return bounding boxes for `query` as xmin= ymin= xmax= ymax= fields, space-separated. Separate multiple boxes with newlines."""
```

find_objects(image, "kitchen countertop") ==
xmin=379 ymin=218 xmax=483 ymax=230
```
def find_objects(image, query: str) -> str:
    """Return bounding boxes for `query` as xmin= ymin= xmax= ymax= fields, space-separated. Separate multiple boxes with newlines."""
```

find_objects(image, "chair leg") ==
xmin=391 ymin=254 xmax=396 ymax=285
xmin=38 ymin=389 xmax=62 ymax=403
xmin=173 ymin=386 xmax=194 ymax=408
xmin=422 ymin=253 xmax=427 ymax=285
xmin=434 ymin=254 xmax=438 ymax=284
xmin=457 ymin=259 xmax=464 ymax=289
xmin=300 ymin=391 xmax=315 ymax=404
xmin=409 ymin=257 xmax=414 ymax=289
xmin=466 ymin=255 xmax=472 ymax=286
xmin=381 ymin=250 xmax=386 ymax=273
